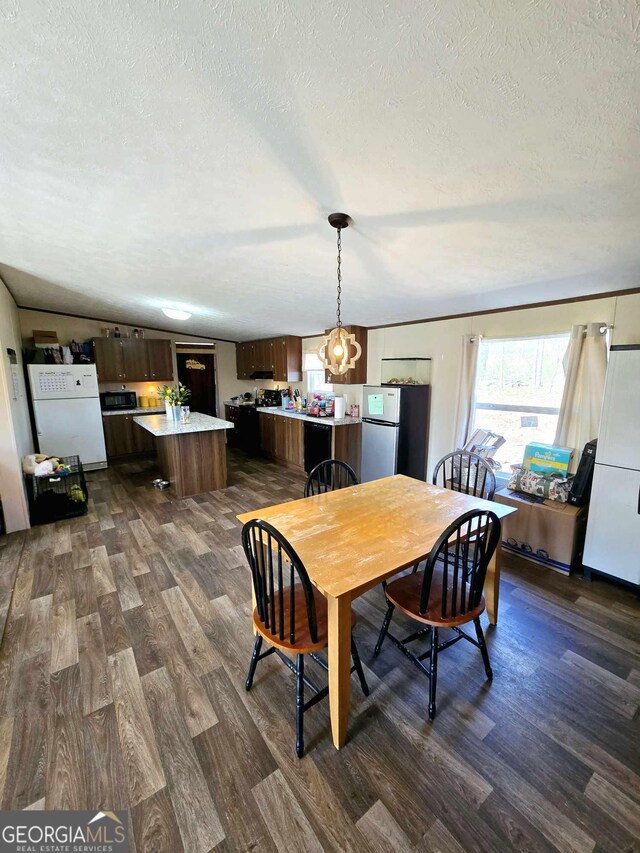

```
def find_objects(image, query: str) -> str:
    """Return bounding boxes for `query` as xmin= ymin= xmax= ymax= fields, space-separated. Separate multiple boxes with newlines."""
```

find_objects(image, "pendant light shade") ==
xmin=319 ymin=326 xmax=362 ymax=375
xmin=319 ymin=213 xmax=362 ymax=376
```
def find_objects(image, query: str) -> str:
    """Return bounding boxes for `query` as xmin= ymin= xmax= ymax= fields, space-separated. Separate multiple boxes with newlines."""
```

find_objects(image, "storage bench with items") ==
xmin=492 ymin=440 xmax=594 ymax=574
xmin=494 ymin=488 xmax=588 ymax=574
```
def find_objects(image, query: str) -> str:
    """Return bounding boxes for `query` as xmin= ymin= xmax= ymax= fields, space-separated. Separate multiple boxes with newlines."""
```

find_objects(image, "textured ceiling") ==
xmin=1 ymin=1 xmax=639 ymax=340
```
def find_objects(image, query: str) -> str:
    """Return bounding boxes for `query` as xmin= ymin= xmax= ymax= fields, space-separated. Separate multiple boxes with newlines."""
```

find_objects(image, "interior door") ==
xmin=177 ymin=353 xmax=217 ymax=415
xmin=583 ymin=463 xmax=640 ymax=584
xmin=361 ymin=420 xmax=399 ymax=482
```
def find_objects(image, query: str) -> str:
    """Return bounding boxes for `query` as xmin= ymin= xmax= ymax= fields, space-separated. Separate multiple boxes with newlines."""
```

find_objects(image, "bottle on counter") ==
xmin=114 ymin=326 xmax=121 ymax=338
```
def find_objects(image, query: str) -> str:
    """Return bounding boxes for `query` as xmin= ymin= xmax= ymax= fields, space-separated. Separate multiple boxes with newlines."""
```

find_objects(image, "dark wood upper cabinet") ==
xmin=235 ymin=336 xmax=301 ymax=381
xmin=264 ymin=338 xmax=275 ymax=371
xmin=147 ymin=339 xmax=173 ymax=381
xmin=236 ymin=344 xmax=246 ymax=379
xmin=93 ymin=338 xmax=125 ymax=381
xmin=236 ymin=342 xmax=254 ymax=379
xmin=253 ymin=339 xmax=269 ymax=372
xmin=121 ymin=339 xmax=149 ymax=380
xmin=324 ymin=326 xmax=368 ymax=385
xmin=273 ymin=336 xmax=302 ymax=382
xmin=93 ymin=337 xmax=174 ymax=383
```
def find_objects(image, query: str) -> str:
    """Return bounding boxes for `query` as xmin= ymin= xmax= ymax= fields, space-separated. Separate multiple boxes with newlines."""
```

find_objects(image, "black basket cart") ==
xmin=25 ymin=455 xmax=89 ymax=526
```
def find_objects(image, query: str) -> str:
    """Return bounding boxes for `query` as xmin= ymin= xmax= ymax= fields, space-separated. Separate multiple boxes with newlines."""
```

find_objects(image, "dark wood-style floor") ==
xmin=1 ymin=452 xmax=639 ymax=852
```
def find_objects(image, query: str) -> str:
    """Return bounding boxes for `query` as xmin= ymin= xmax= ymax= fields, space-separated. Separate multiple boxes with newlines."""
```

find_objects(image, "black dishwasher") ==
xmin=304 ymin=420 xmax=332 ymax=474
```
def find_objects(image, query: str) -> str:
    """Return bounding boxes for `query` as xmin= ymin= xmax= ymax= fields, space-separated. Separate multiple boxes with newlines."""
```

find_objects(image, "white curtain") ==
xmin=554 ymin=323 xmax=608 ymax=468
xmin=453 ymin=334 xmax=481 ymax=450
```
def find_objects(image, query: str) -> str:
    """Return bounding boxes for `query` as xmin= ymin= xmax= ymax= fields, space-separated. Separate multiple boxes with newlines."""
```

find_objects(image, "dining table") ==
xmin=237 ymin=474 xmax=517 ymax=749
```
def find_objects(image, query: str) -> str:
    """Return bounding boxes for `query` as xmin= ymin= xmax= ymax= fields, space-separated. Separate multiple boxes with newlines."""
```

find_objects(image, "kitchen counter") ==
xmin=258 ymin=407 xmax=362 ymax=477
xmin=258 ymin=406 xmax=361 ymax=426
xmin=103 ymin=407 xmax=165 ymax=416
xmin=133 ymin=412 xmax=234 ymax=436
xmin=133 ymin=412 xmax=234 ymax=496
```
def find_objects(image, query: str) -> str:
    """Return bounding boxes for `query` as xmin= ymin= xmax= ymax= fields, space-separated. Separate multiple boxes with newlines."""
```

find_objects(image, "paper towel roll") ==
xmin=334 ymin=396 xmax=346 ymax=419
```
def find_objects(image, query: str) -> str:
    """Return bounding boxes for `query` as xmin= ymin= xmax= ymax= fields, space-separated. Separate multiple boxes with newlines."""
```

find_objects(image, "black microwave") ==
xmin=100 ymin=390 xmax=137 ymax=411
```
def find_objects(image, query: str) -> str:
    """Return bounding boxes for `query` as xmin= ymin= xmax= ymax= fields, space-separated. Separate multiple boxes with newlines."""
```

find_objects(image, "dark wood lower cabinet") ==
xmin=103 ymin=414 xmax=156 ymax=459
xmin=333 ymin=423 xmax=362 ymax=480
xmin=258 ymin=411 xmax=278 ymax=458
xmin=259 ymin=412 xmax=303 ymax=469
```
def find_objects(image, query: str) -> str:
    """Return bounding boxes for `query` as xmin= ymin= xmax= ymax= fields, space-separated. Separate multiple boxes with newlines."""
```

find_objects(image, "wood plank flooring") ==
xmin=1 ymin=451 xmax=639 ymax=852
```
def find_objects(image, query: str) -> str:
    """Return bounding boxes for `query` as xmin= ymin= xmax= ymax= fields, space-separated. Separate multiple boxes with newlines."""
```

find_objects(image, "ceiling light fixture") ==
xmin=162 ymin=308 xmax=192 ymax=321
xmin=318 ymin=213 xmax=361 ymax=376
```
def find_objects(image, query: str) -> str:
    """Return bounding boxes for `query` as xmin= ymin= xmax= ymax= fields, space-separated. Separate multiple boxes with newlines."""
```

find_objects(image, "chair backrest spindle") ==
xmin=242 ymin=518 xmax=318 ymax=645
xmin=304 ymin=459 xmax=358 ymax=498
xmin=418 ymin=509 xmax=501 ymax=620
xmin=432 ymin=451 xmax=497 ymax=501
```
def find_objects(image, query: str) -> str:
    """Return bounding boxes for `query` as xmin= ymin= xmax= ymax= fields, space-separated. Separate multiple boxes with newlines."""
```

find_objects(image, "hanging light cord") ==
xmin=336 ymin=227 xmax=342 ymax=329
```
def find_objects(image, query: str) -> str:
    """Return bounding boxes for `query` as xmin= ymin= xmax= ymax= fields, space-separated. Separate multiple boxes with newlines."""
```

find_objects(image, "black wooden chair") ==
xmin=304 ymin=459 xmax=358 ymax=498
xmin=242 ymin=518 xmax=369 ymax=757
xmin=432 ymin=451 xmax=496 ymax=500
xmin=374 ymin=509 xmax=501 ymax=720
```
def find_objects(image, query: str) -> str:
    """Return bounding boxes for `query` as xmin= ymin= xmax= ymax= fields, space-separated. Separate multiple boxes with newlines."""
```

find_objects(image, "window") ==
xmin=472 ymin=334 xmax=569 ymax=473
xmin=303 ymin=352 xmax=333 ymax=396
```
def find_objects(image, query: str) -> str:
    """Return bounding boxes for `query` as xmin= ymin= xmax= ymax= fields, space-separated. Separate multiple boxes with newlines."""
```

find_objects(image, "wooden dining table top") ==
xmin=237 ymin=475 xmax=517 ymax=600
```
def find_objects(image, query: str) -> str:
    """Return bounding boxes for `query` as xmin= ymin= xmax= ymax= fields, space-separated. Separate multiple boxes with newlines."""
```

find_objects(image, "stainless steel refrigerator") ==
xmin=361 ymin=385 xmax=431 ymax=483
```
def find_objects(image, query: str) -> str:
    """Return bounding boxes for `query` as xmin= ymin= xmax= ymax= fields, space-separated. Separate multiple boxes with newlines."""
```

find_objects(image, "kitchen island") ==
xmin=134 ymin=412 xmax=234 ymax=497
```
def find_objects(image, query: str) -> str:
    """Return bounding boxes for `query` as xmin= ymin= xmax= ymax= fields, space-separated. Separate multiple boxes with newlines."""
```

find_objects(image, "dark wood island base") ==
xmin=155 ymin=428 xmax=228 ymax=497
xmin=134 ymin=411 xmax=234 ymax=498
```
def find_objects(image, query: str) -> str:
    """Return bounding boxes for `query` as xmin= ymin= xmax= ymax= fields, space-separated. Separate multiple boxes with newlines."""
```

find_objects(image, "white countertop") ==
xmin=258 ymin=406 xmax=361 ymax=426
xmin=102 ymin=407 xmax=165 ymax=416
xmin=133 ymin=412 xmax=234 ymax=436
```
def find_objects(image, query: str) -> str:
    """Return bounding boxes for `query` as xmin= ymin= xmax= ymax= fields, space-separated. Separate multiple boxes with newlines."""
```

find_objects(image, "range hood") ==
xmin=250 ymin=370 xmax=274 ymax=380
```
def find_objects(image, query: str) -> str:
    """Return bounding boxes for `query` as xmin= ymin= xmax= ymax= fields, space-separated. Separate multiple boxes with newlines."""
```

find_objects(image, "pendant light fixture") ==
xmin=318 ymin=213 xmax=362 ymax=376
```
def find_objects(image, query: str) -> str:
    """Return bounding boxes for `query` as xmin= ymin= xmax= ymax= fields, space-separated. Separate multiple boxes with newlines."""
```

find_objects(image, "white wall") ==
xmin=0 ymin=279 xmax=33 ymax=532
xmin=368 ymin=293 xmax=638 ymax=477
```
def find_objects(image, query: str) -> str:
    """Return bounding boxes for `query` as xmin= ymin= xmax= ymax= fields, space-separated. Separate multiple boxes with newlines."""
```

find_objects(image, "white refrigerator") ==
xmin=27 ymin=364 xmax=107 ymax=470
xmin=583 ymin=345 xmax=640 ymax=586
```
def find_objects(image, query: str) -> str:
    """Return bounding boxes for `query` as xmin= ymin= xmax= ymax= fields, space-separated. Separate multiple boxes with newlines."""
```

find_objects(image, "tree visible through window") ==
xmin=473 ymin=334 xmax=569 ymax=472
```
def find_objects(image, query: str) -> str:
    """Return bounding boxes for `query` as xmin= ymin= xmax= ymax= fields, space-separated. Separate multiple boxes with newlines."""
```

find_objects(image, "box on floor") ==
xmin=494 ymin=487 xmax=588 ymax=574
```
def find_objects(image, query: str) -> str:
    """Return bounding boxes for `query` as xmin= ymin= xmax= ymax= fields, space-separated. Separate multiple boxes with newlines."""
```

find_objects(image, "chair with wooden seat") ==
xmin=432 ymin=450 xmax=496 ymax=500
xmin=374 ymin=509 xmax=501 ymax=720
xmin=242 ymin=518 xmax=369 ymax=757
xmin=304 ymin=458 xmax=358 ymax=498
